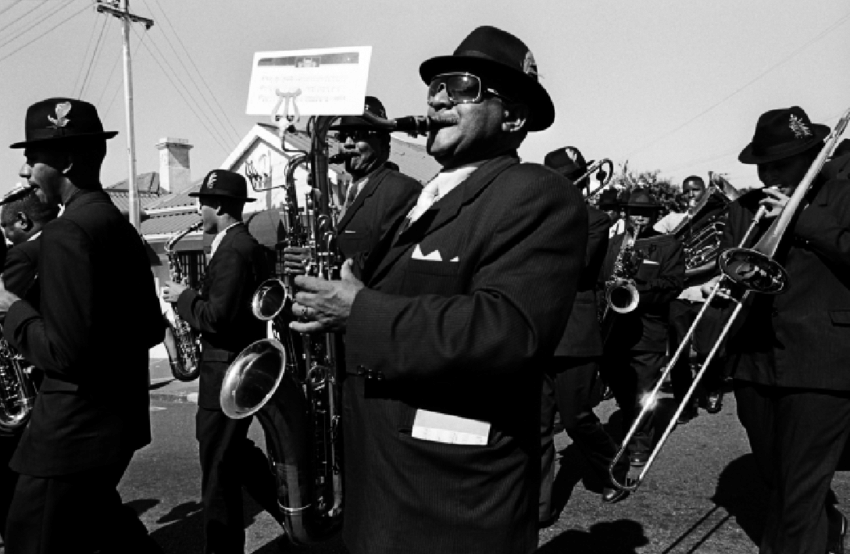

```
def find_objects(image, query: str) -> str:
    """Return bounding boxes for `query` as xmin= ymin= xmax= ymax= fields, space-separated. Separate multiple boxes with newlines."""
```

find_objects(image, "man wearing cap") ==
xmin=600 ymin=190 xmax=684 ymax=467
xmin=162 ymin=169 xmax=278 ymax=554
xmin=0 ymin=98 xmax=164 ymax=553
xmin=597 ymin=188 xmax=624 ymax=238
xmin=707 ymin=106 xmax=850 ymax=554
xmin=538 ymin=146 xmax=630 ymax=519
xmin=288 ymin=25 xmax=587 ymax=554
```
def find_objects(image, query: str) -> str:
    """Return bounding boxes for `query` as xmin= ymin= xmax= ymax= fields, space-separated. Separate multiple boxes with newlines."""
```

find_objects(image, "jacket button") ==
xmin=356 ymin=364 xmax=366 ymax=376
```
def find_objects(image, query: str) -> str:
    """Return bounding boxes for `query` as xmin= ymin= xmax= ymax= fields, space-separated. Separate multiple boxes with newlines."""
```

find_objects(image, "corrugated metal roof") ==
xmin=144 ymin=180 xmax=204 ymax=210
xmin=107 ymin=189 xmax=165 ymax=213
xmin=106 ymin=172 xmax=161 ymax=194
xmin=141 ymin=210 xmax=200 ymax=236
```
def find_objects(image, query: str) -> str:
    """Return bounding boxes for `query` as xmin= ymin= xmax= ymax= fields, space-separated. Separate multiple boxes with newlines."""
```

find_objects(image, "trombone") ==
xmin=608 ymin=106 xmax=850 ymax=493
xmin=580 ymin=158 xmax=614 ymax=200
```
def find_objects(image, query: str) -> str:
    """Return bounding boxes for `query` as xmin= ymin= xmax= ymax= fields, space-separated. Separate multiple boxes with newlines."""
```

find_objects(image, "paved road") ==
xmin=112 ymin=390 xmax=850 ymax=553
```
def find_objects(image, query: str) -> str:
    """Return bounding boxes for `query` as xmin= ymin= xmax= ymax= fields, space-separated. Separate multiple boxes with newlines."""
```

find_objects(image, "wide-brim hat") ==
xmin=544 ymin=146 xmax=588 ymax=183
xmin=10 ymin=97 xmax=118 ymax=149
xmin=189 ymin=169 xmax=256 ymax=202
xmin=418 ymin=26 xmax=555 ymax=132
xmin=597 ymin=188 xmax=620 ymax=210
xmin=330 ymin=95 xmax=388 ymax=131
xmin=624 ymin=189 xmax=661 ymax=210
xmin=738 ymin=106 xmax=829 ymax=165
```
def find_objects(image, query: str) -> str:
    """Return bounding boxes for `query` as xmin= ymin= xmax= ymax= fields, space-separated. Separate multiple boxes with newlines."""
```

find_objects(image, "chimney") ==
xmin=156 ymin=137 xmax=193 ymax=194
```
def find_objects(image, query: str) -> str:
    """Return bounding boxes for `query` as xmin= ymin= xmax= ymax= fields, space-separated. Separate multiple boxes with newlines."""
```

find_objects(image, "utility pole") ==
xmin=96 ymin=0 xmax=153 ymax=231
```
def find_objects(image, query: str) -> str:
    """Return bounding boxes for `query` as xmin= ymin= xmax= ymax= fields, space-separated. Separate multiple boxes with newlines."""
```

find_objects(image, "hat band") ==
xmin=750 ymin=136 xmax=819 ymax=160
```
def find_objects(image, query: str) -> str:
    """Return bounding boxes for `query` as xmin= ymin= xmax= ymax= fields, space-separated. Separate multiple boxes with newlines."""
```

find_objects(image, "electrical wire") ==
xmin=0 ymin=0 xmax=78 ymax=52
xmin=95 ymin=43 xmax=124 ymax=107
xmin=626 ymin=9 xmax=850 ymax=159
xmin=142 ymin=0 xmax=241 ymax=143
xmin=0 ymin=0 xmax=48 ymax=37
xmin=0 ymin=0 xmax=24 ymax=19
xmin=0 ymin=2 xmax=91 ymax=64
xmin=78 ymin=15 xmax=110 ymax=99
xmin=131 ymin=25 xmax=231 ymax=153
xmin=72 ymin=4 xmax=104 ymax=97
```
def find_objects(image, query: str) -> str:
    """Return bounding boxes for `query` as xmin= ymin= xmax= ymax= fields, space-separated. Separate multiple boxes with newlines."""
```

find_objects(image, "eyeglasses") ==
xmin=335 ymin=129 xmax=377 ymax=143
xmin=427 ymin=73 xmax=512 ymax=104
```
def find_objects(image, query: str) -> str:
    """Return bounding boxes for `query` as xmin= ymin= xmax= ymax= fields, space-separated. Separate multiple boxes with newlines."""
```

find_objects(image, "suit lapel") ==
xmin=337 ymin=166 xmax=389 ymax=231
xmin=368 ymin=154 xmax=519 ymax=283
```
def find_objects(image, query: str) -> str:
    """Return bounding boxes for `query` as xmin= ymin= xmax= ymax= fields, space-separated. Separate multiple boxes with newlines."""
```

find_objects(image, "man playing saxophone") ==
xmin=161 ymin=169 xmax=280 ymax=554
xmin=601 ymin=190 xmax=684 ymax=468
xmin=705 ymin=106 xmax=850 ymax=554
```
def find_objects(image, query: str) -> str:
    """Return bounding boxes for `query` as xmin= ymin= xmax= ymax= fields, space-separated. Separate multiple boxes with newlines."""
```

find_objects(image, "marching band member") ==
xmin=538 ymin=146 xmax=630 ymax=525
xmin=601 ymin=190 xmax=684 ymax=467
xmin=288 ymin=25 xmax=587 ymax=554
xmin=162 ymin=170 xmax=279 ymax=554
xmin=654 ymin=176 xmax=726 ymax=422
xmin=0 ymin=98 xmax=164 ymax=554
xmin=598 ymin=188 xmax=624 ymax=238
xmin=709 ymin=106 xmax=850 ymax=554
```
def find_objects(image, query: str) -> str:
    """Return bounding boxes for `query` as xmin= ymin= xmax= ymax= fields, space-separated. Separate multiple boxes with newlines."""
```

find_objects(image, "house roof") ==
xmin=106 ymin=189 xmax=166 ymax=214
xmin=106 ymin=171 xmax=161 ymax=194
xmin=141 ymin=209 xmax=200 ymax=237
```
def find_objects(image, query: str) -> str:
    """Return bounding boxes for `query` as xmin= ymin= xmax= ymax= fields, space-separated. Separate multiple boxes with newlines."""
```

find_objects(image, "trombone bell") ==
xmin=718 ymin=248 xmax=788 ymax=294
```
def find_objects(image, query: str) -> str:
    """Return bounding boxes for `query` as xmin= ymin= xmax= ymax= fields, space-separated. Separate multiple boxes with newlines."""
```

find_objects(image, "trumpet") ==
xmin=608 ymin=105 xmax=850 ymax=493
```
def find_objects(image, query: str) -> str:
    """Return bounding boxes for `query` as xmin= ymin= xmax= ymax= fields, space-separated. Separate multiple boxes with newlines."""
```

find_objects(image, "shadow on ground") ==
xmin=536 ymin=519 xmax=649 ymax=554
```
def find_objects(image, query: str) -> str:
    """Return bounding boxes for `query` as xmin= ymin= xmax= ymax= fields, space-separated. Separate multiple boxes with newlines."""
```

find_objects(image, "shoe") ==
xmin=602 ymin=486 xmax=631 ymax=504
xmin=677 ymin=404 xmax=698 ymax=425
xmin=705 ymin=392 xmax=724 ymax=414
xmin=629 ymin=451 xmax=649 ymax=467
xmin=827 ymin=506 xmax=846 ymax=554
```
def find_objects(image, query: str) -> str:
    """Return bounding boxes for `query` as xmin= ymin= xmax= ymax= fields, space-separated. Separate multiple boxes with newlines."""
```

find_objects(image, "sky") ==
xmin=0 ymin=0 xmax=848 ymax=197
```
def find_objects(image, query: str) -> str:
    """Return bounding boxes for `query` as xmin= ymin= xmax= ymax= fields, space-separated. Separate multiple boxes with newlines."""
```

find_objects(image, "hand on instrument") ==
xmin=161 ymin=280 xmax=188 ymax=304
xmin=284 ymin=246 xmax=310 ymax=276
xmin=290 ymin=259 xmax=363 ymax=333
xmin=0 ymin=278 xmax=21 ymax=318
xmin=701 ymin=275 xmax=735 ymax=302
xmin=758 ymin=187 xmax=790 ymax=220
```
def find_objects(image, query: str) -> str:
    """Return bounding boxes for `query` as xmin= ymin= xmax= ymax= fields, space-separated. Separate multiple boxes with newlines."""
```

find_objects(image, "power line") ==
xmin=626 ymin=9 xmax=850 ymax=159
xmin=0 ymin=0 xmax=48 ymax=37
xmin=74 ymin=9 xmax=107 ymax=98
xmin=0 ymin=0 xmax=23 ymax=19
xmin=131 ymin=25 xmax=231 ymax=153
xmin=95 ymin=42 xmax=124 ymax=107
xmin=142 ymin=0 xmax=241 ymax=143
xmin=78 ymin=15 xmax=110 ymax=98
xmin=0 ymin=0 xmax=79 ymax=52
xmin=0 ymin=2 xmax=91 ymax=64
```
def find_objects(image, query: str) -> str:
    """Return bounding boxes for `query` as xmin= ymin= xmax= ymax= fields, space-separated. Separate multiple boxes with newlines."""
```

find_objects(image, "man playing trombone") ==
xmin=707 ymin=106 xmax=850 ymax=554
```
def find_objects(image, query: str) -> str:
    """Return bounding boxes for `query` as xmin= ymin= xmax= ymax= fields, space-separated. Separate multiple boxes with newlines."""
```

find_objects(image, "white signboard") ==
xmin=246 ymin=46 xmax=372 ymax=117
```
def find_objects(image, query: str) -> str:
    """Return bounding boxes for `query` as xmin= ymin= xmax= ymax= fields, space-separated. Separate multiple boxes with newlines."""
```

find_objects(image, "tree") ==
xmin=588 ymin=161 xmax=684 ymax=216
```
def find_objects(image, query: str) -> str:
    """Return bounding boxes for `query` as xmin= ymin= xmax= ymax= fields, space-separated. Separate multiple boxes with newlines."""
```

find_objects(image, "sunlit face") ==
xmin=19 ymin=148 xmax=66 ymax=207
xmin=757 ymin=152 xmax=813 ymax=195
xmin=682 ymin=180 xmax=706 ymax=208
xmin=425 ymin=77 xmax=507 ymax=168
xmin=197 ymin=199 xmax=218 ymax=234
xmin=338 ymin=129 xmax=387 ymax=179
xmin=0 ymin=213 xmax=27 ymax=246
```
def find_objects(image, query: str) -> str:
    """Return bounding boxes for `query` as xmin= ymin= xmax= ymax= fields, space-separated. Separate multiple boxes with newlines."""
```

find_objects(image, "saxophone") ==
xmin=163 ymin=220 xmax=204 ymax=382
xmin=0 ymin=328 xmax=37 ymax=435
xmin=600 ymin=223 xmax=644 ymax=343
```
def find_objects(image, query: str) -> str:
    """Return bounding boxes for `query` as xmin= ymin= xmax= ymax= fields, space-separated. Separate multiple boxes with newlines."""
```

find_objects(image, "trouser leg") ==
xmin=0 ymin=434 xmax=20 ymax=541
xmin=735 ymin=380 xmax=850 ymax=554
xmin=669 ymin=300 xmax=696 ymax=405
xmin=539 ymin=365 xmax=556 ymax=521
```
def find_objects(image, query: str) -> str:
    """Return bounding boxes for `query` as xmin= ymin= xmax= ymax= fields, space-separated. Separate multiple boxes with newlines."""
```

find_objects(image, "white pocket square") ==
xmin=450 ymin=256 xmax=459 ymax=262
xmin=412 ymin=244 xmax=443 ymax=261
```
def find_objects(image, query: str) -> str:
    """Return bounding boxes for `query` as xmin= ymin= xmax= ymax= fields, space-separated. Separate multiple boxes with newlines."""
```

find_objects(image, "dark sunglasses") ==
xmin=427 ymin=72 xmax=512 ymax=104
xmin=335 ymin=129 xmax=377 ymax=143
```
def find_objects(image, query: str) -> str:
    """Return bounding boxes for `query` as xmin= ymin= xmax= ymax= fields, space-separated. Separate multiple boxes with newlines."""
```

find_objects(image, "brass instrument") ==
xmin=608 ymin=106 xmax=850 ymax=493
xmin=671 ymin=185 xmax=734 ymax=272
xmin=605 ymin=222 xmax=643 ymax=315
xmin=580 ymin=158 xmax=614 ymax=200
xmin=0 ymin=325 xmax=37 ymax=435
xmin=163 ymin=221 xmax=204 ymax=382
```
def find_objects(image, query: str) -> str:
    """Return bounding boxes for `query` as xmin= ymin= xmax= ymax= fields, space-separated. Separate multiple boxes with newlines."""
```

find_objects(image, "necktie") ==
xmin=344 ymin=181 xmax=359 ymax=209
xmin=406 ymin=178 xmax=441 ymax=226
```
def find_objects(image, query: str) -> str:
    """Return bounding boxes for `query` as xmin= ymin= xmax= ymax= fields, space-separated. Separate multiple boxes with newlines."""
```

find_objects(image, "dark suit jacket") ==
xmin=5 ymin=189 xmax=164 ymax=476
xmin=336 ymin=164 xmax=421 ymax=260
xmin=602 ymin=228 xmax=685 ymax=352
xmin=3 ymin=238 xmax=40 ymax=308
xmin=554 ymin=206 xmax=610 ymax=358
xmin=722 ymin=177 xmax=850 ymax=390
xmin=342 ymin=154 xmax=587 ymax=554
xmin=176 ymin=223 xmax=269 ymax=409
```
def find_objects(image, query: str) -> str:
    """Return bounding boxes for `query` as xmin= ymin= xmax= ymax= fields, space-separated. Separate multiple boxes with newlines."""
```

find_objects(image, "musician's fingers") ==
xmin=293 ymin=274 xmax=329 ymax=292
xmin=289 ymin=319 xmax=325 ymax=333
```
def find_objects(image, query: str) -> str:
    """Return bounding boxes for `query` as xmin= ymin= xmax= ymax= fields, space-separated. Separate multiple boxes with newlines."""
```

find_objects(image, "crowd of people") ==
xmin=0 ymin=23 xmax=848 ymax=554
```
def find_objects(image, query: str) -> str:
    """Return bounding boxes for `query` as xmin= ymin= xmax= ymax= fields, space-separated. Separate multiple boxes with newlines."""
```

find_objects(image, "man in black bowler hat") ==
xmin=597 ymin=188 xmax=624 ymax=237
xmin=0 ymin=97 xmax=165 ymax=553
xmin=600 ymin=189 xmax=684 ymax=467
xmin=538 ymin=146 xmax=630 ymax=521
xmin=286 ymin=25 xmax=587 ymax=554
xmin=161 ymin=169 xmax=278 ymax=554
xmin=706 ymin=106 xmax=850 ymax=554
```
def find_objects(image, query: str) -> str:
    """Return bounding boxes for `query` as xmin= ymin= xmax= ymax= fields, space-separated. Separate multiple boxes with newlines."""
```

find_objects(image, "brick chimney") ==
xmin=156 ymin=137 xmax=193 ymax=194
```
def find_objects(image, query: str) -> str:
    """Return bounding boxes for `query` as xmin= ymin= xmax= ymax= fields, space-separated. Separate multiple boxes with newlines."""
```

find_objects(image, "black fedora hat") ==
xmin=624 ymin=189 xmax=661 ymax=210
xmin=738 ymin=106 xmax=829 ymax=165
xmin=544 ymin=146 xmax=589 ymax=183
xmin=597 ymin=188 xmax=620 ymax=210
xmin=10 ymin=98 xmax=118 ymax=149
xmin=189 ymin=170 xmax=256 ymax=203
xmin=419 ymin=26 xmax=555 ymax=132
xmin=330 ymin=96 xmax=388 ymax=131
